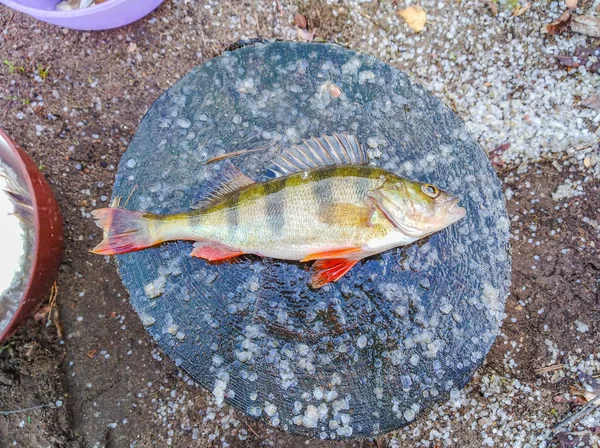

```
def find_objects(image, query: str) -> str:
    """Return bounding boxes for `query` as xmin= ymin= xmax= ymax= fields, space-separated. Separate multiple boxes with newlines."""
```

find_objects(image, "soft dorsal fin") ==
xmin=191 ymin=162 xmax=255 ymax=210
xmin=267 ymin=133 xmax=368 ymax=178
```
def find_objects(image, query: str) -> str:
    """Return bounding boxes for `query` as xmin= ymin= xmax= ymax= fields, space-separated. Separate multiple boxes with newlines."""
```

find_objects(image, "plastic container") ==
xmin=0 ymin=0 xmax=164 ymax=31
xmin=0 ymin=128 xmax=64 ymax=343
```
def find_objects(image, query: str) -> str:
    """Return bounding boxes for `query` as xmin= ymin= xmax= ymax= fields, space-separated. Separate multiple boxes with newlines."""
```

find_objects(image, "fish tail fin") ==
xmin=91 ymin=208 xmax=156 ymax=255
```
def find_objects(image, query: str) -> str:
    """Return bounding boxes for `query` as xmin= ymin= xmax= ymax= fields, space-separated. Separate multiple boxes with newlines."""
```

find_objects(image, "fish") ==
xmin=55 ymin=0 xmax=95 ymax=11
xmin=91 ymin=134 xmax=466 ymax=288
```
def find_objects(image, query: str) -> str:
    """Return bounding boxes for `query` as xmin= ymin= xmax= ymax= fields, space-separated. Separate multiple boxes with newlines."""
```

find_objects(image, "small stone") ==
xmin=584 ymin=157 xmax=594 ymax=168
xmin=176 ymin=118 xmax=191 ymax=128
xmin=357 ymin=335 xmax=367 ymax=349
xmin=575 ymin=320 xmax=589 ymax=333
xmin=264 ymin=402 xmax=277 ymax=417
xmin=313 ymin=387 xmax=324 ymax=400
xmin=140 ymin=314 xmax=155 ymax=326
xmin=367 ymin=137 xmax=378 ymax=148
xmin=440 ymin=303 xmax=453 ymax=314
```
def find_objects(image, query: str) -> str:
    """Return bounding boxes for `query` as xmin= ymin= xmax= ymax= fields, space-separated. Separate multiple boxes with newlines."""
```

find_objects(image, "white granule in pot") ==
xmin=0 ymin=159 xmax=33 ymax=335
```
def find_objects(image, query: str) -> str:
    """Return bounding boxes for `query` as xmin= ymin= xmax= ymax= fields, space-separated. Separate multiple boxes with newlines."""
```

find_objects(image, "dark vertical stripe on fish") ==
xmin=226 ymin=191 xmax=240 ymax=239
xmin=313 ymin=176 xmax=333 ymax=222
xmin=265 ymin=183 xmax=285 ymax=235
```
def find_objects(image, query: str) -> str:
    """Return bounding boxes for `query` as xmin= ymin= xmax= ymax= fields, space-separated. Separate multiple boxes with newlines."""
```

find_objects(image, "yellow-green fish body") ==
xmin=92 ymin=134 xmax=466 ymax=287
xmin=156 ymin=166 xmax=408 ymax=260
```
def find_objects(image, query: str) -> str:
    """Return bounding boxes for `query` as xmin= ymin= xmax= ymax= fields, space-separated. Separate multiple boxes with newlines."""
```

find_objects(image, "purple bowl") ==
xmin=0 ymin=0 xmax=164 ymax=30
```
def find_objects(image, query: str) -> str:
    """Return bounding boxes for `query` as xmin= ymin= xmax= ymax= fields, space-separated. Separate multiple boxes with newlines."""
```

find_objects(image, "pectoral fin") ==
xmin=318 ymin=203 xmax=375 ymax=227
xmin=309 ymin=258 xmax=360 ymax=288
xmin=190 ymin=242 xmax=244 ymax=261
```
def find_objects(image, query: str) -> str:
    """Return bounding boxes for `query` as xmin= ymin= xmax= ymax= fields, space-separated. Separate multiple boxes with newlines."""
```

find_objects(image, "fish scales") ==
xmin=91 ymin=134 xmax=466 ymax=287
xmin=192 ymin=166 xmax=386 ymax=257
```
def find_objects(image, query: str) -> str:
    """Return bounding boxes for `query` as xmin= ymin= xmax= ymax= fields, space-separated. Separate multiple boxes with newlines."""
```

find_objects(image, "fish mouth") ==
xmin=444 ymin=198 xmax=466 ymax=223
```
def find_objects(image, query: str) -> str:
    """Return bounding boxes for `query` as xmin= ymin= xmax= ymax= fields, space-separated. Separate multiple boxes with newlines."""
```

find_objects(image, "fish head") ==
xmin=376 ymin=178 xmax=466 ymax=237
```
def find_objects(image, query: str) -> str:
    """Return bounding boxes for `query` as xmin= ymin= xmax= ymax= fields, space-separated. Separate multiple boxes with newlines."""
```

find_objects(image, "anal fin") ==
xmin=190 ymin=242 xmax=244 ymax=261
xmin=310 ymin=258 xmax=360 ymax=288
xmin=301 ymin=247 xmax=362 ymax=262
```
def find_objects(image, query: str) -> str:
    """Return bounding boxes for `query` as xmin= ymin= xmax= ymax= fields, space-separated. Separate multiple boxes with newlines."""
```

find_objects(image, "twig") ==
xmin=0 ymin=403 xmax=55 ymax=415
xmin=46 ymin=282 xmax=58 ymax=320
xmin=535 ymin=364 xmax=563 ymax=374
xmin=48 ymin=282 xmax=63 ymax=340
xmin=246 ymin=422 xmax=259 ymax=437
xmin=205 ymin=144 xmax=272 ymax=164
xmin=355 ymin=9 xmax=390 ymax=32
xmin=122 ymin=185 xmax=138 ymax=209
xmin=198 ymin=138 xmax=209 ymax=153
xmin=52 ymin=306 xmax=63 ymax=341
xmin=552 ymin=393 xmax=600 ymax=435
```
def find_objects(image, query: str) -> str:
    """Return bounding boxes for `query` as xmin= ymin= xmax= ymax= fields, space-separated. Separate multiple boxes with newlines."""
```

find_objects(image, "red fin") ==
xmin=310 ymin=258 xmax=359 ymax=288
xmin=190 ymin=242 xmax=244 ymax=261
xmin=91 ymin=208 xmax=155 ymax=255
xmin=301 ymin=247 xmax=361 ymax=262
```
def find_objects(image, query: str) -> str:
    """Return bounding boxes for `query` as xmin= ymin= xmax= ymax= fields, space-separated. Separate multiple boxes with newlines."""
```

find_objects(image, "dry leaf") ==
xmin=557 ymin=46 xmax=600 ymax=72
xmin=398 ymin=5 xmax=427 ymax=32
xmin=513 ymin=2 xmax=531 ymax=17
xmin=486 ymin=0 xmax=498 ymax=16
xmin=582 ymin=94 xmax=600 ymax=109
xmin=566 ymin=0 xmax=578 ymax=9
xmin=571 ymin=14 xmax=600 ymax=37
xmin=297 ymin=27 xmax=316 ymax=42
xmin=546 ymin=9 xmax=572 ymax=35
xmin=293 ymin=13 xmax=307 ymax=29
xmin=556 ymin=55 xmax=580 ymax=67
xmin=490 ymin=143 xmax=510 ymax=166
xmin=554 ymin=394 xmax=568 ymax=403
xmin=556 ymin=431 xmax=590 ymax=448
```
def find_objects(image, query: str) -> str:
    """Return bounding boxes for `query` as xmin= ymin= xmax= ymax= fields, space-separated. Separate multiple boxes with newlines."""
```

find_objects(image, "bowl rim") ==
xmin=0 ymin=128 xmax=44 ymax=341
xmin=0 ymin=0 xmax=131 ymax=18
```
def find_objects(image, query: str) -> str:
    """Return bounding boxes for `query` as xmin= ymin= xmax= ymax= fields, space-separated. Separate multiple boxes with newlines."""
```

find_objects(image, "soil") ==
xmin=0 ymin=1 xmax=598 ymax=447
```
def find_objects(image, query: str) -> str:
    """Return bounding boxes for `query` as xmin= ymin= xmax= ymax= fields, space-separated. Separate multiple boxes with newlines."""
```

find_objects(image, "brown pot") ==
xmin=0 ymin=128 xmax=64 ymax=343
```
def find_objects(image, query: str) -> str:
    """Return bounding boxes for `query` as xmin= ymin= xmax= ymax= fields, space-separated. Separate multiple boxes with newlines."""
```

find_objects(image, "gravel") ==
xmin=0 ymin=0 xmax=599 ymax=446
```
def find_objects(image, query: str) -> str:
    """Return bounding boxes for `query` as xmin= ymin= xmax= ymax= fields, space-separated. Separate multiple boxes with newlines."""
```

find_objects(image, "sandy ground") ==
xmin=0 ymin=1 xmax=599 ymax=447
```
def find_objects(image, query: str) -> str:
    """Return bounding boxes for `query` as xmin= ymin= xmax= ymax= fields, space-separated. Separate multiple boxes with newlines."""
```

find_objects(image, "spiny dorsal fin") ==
xmin=191 ymin=161 xmax=255 ymax=210
xmin=267 ymin=133 xmax=368 ymax=178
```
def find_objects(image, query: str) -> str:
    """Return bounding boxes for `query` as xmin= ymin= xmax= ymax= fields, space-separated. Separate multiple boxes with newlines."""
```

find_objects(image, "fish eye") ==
xmin=421 ymin=184 xmax=439 ymax=198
